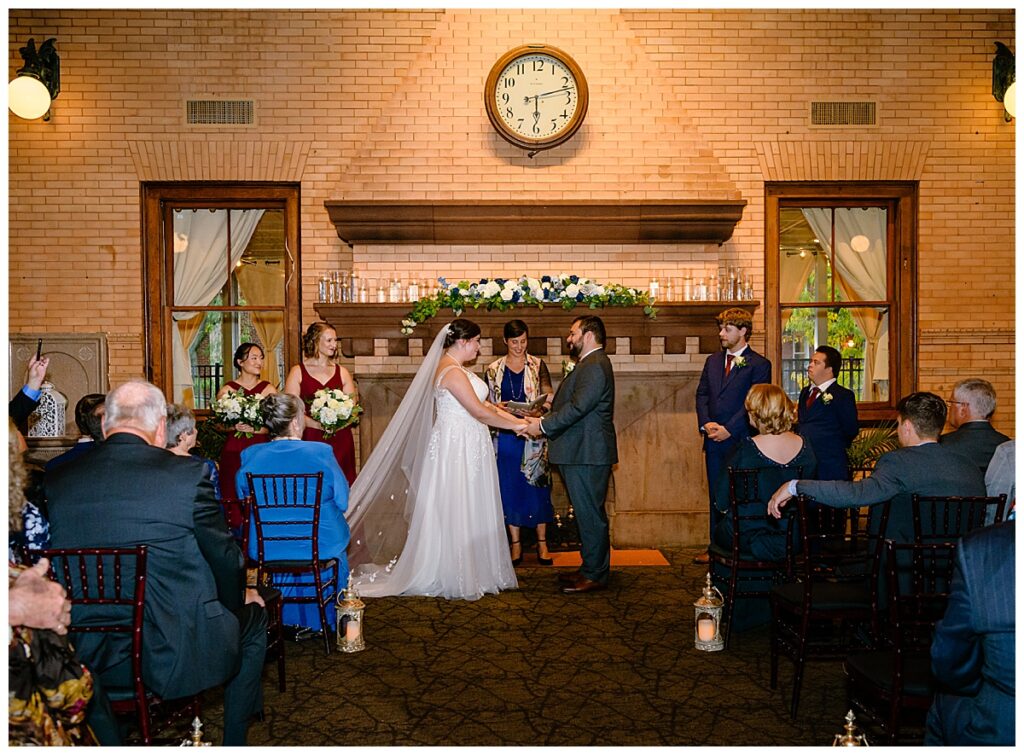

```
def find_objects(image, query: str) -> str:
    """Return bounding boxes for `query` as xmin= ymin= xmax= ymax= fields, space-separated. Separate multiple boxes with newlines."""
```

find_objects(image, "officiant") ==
xmin=485 ymin=319 xmax=555 ymax=566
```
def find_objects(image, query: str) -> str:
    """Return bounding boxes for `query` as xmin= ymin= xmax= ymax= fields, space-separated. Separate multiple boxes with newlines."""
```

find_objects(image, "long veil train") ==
xmin=345 ymin=325 xmax=451 ymax=572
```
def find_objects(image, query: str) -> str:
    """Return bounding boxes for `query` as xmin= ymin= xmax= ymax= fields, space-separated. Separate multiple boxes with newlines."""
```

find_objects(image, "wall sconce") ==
xmin=8 ymin=37 xmax=60 ymax=121
xmin=992 ymin=41 xmax=1015 ymax=121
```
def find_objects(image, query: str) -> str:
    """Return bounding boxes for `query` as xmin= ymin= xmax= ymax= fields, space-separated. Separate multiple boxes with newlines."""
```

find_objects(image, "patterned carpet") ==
xmin=196 ymin=547 xmax=854 ymax=746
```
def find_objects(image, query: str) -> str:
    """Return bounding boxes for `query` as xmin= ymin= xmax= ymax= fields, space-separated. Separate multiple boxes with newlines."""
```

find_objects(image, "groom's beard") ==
xmin=568 ymin=342 xmax=582 ymax=360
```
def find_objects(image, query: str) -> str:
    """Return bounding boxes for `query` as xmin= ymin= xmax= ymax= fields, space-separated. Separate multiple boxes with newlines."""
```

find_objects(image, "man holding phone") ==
xmin=10 ymin=344 xmax=50 ymax=426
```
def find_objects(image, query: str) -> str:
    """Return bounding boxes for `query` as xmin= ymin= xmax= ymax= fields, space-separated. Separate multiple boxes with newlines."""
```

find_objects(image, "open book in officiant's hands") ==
xmin=505 ymin=395 xmax=547 ymax=417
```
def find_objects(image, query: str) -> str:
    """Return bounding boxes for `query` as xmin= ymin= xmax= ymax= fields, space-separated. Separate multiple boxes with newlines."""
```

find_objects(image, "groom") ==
xmin=525 ymin=315 xmax=617 ymax=594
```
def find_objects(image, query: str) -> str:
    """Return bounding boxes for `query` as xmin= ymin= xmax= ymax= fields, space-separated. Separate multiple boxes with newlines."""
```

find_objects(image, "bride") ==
xmin=347 ymin=318 xmax=528 ymax=600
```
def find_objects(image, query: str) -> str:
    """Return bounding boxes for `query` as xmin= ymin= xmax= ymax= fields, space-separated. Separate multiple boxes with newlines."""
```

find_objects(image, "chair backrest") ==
xmin=790 ymin=495 xmax=892 ymax=590
xmin=911 ymin=494 xmax=1007 ymax=544
xmin=35 ymin=546 xmax=148 ymax=691
xmin=884 ymin=539 xmax=957 ymax=654
xmin=725 ymin=465 xmax=803 ymax=561
xmin=246 ymin=472 xmax=325 ymax=564
xmin=219 ymin=496 xmax=253 ymax=551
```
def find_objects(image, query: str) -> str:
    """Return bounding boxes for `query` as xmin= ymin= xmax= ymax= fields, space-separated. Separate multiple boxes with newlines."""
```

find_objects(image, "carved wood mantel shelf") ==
xmin=314 ymin=302 xmax=759 ymax=358
xmin=323 ymin=200 xmax=747 ymax=246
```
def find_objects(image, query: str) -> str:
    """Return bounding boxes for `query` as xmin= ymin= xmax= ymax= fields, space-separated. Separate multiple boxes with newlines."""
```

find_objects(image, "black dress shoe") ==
xmin=561 ymin=577 xmax=607 ymax=595
xmin=535 ymin=539 xmax=554 ymax=566
xmin=557 ymin=570 xmax=582 ymax=584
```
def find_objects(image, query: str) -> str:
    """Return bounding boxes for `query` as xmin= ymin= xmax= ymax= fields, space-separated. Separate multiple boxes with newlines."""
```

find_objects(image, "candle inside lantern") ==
xmin=697 ymin=617 xmax=716 ymax=642
xmin=345 ymin=616 xmax=361 ymax=643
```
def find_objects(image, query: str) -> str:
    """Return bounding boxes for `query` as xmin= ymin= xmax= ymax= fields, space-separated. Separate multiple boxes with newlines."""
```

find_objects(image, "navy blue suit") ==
xmin=795 ymin=381 xmax=858 ymax=481
xmin=695 ymin=346 xmax=771 ymax=530
xmin=926 ymin=520 xmax=1015 ymax=746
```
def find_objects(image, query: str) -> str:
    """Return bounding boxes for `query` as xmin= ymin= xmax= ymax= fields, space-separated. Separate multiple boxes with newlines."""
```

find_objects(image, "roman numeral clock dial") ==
xmin=484 ymin=44 xmax=589 ymax=156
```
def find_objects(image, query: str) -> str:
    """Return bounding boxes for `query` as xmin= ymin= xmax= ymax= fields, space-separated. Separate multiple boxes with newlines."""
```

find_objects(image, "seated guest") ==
xmin=767 ymin=392 xmax=986 ymax=545
xmin=44 ymin=393 xmax=105 ymax=472
xmin=236 ymin=393 xmax=350 ymax=634
xmin=9 ymin=354 xmax=48 ymax=427
xmin=9 ymin=420 xmax=49 ymax=557
xmin=45 ymin=379 xmax=267 ymax=746
xmin=925 ymin=520 xmax=1015 ymax=746
xmin=795 ymin=345 xmax=858 ymax=482
xmin=165 ymin=403 xmax=220 ymax=499
xmin=985 ymin=439 xmax=1015 ymax=522
xmin=714 ymin=384 xmax=817 ymax=562
xmin=940 ymin=378 xmax=1010 ymax=475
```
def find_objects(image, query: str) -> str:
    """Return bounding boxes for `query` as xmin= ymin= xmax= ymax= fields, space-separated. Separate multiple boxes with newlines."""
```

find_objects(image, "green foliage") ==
xmin=400 ymin=275 xmax=657 ymax=334
xmin=847 ymin=421 xmax=899 ymax=472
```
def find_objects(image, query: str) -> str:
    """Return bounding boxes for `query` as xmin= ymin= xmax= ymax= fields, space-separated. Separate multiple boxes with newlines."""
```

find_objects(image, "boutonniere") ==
xmin=731 ymin=355 xmax=747 ymax=369
xmin=561 ymin=359 xmax=576 ymax=377
xmin=820 ymin=392 xmax=833 ymax=405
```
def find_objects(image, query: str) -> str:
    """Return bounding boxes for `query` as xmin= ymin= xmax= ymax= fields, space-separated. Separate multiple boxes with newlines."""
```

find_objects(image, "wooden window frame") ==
xmin=764 ymin=181 xmax=918 ymax=421
xmin=141 ymin=182 xmax=301 ymax=401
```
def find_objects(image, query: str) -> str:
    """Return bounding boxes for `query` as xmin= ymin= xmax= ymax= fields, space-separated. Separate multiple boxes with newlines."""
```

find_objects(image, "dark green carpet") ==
xmin=199 ymin=547 xmax=859 ymax=746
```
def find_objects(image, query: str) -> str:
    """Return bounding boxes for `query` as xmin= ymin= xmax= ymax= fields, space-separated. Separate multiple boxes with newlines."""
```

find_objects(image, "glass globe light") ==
xmin=9 ymin=75 xmax=52 ymax=120
xmin=1003 ymin=81 xmax=1016 ymax=119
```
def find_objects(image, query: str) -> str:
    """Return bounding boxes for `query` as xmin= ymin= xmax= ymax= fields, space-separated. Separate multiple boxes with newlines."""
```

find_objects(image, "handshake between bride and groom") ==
xmin=516 ymin=314 xmax=618 ymax=595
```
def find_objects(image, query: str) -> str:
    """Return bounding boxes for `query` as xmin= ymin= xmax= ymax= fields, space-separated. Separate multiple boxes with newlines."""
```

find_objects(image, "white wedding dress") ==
xmin=351 ymin=364 xmax=518 ymax=600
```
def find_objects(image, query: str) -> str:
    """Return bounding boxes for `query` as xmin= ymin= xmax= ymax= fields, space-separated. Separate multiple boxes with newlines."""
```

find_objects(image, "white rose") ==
xmin=565 ymin=283 xmax=580 ymax=298
xmin=338 ymin=405 xmax=352 ymax=419
xmin=499 ymin=288 xmax=514 ymax=301
xmin=481 ymin=280 xmax=501 ymax=298
xmin=592 ymin=285 xmax=605 ymax=296
xmin=526 ymin=276 xmax=540 ymax=290
xmin=502 ymin=279 xmax=516 ymax=290
xmin=328 ymin=398 xmax=341 ymax=410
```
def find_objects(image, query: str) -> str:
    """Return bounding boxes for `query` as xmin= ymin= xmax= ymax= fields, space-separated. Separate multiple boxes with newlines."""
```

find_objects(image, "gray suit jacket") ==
xmin=797 ymin=442 xmax=986 ymax=544
xmin=543 ymin=348 xmax=617 ymax=466
xmin=940 ymin=421 xmax=1011 ymax=476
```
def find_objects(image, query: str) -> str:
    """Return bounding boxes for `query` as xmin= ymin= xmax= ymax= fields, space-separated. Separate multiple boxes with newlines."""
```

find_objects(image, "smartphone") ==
xmin=35 ymin=339 xmax=42 ymax=361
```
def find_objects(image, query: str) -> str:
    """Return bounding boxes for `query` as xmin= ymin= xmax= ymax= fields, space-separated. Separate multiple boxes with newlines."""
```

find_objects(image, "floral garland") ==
xmin=400 ymin=275 xmax=656 ymax=334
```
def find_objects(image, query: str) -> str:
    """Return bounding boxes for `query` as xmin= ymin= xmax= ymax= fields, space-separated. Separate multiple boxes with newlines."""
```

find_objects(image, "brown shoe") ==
xmin=561 ymin=577 xmax=607 ymax=595
xmin=692 ymin=551 xmax=710 ymax=565
xmin=556 ymin=570 xmax=582 ymax=585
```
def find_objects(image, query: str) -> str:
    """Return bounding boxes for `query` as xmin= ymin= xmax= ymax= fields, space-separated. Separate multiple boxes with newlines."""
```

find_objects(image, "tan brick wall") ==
xmin=9 ymin=8 xmax=1015 ymax=431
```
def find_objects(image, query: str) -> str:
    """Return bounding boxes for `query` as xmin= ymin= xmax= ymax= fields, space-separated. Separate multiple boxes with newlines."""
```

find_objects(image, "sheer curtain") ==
xmin=235 ymin=263 xmax=284 ymax=388
xmin=801 ymin=208 xmax=889 ymax=400
xmin=171 ymin=209 xmax=264 ymax=404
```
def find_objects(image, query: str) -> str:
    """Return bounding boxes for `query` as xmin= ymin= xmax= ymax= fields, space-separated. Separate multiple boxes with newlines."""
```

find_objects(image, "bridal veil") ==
xmin=345 ymin=324 xmax=450 ymax=570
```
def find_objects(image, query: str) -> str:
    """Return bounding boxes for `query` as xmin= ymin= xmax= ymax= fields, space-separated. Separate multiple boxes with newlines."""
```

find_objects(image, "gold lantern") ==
xmin=693 ymin=572 xmax=724 ymax=652
xmin=336 ymin=574 xmax=366 ymax=653
xmin=832 ymin=710 xmax=869 ymax=746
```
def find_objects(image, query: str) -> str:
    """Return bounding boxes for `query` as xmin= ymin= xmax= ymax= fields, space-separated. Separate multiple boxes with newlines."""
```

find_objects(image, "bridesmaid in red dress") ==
xmin=284 ymin=322 xmax=358 ymax=484
xmin=217 ymin=343 xmax=277 ymax=522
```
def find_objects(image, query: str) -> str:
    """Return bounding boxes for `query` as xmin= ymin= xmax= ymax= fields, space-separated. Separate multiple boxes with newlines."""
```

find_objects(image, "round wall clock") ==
xmin=484 ymin=44 xmax=589 ymax=156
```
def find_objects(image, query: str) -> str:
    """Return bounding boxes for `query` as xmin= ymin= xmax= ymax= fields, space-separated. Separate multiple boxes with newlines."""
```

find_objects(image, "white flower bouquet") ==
xmin=211 ymin=390 xmax=265 ymax=438
xmin=309 ymin=388 xmax=362 ymax=438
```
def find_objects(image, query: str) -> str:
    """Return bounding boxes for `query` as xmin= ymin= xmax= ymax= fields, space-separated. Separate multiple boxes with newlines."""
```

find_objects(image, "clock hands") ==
xmin=522 ymin=87 xmax=573 ymax=104
xmin=532 ymin=94 xmax=540 ymax=128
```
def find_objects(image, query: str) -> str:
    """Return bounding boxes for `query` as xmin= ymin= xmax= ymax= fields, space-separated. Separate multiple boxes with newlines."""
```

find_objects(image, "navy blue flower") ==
xmin=541 ymin=275 xmax=551 ymax=283
xmin=569 ymin=275 xmax=579 ymax=283
xmin=576 ymin=293 xmax=585 ymax=301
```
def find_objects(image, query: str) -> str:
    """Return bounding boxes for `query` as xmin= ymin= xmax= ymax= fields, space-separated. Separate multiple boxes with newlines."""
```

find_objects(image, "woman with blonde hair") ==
xmin=284 ymin=321 xmax=358 ymax=484
xmin=712 ymin=383 xmax=817 ymax=562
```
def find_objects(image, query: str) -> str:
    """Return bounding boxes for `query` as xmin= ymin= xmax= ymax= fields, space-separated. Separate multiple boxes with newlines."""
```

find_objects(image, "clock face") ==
xmin=484 ymin=45 xmax=589 ymax=153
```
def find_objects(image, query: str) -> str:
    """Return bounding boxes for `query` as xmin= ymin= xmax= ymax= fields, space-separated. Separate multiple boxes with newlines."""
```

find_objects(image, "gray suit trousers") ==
xmin=559 ymin=463 xmax=612 ymax=584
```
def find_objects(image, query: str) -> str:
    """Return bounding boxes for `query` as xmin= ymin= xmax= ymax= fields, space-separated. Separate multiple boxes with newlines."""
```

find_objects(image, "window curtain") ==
xmin=801 ymin=208 xmax=889 ymax=401
xmin=172 ymin=209 xmax=265 ymax=405
xmin=235 ymin=263 xmax=285 ymax=388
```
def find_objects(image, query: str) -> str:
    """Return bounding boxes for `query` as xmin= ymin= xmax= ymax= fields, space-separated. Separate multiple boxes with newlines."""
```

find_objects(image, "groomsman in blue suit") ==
xmin=695 ymin=308 xmax=771 ymax=563
xmin=795 ymin=345 xmax=859 ymax=482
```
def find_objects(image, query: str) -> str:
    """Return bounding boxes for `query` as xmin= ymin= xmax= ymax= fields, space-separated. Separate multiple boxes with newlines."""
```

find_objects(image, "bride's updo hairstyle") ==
xmin=262 ymin=393 xmax=305 ymax=439
xmin=302 ymin=321 xmax=335 ymax=358
xmin=443 ymin=318 xmax=481 ymax=348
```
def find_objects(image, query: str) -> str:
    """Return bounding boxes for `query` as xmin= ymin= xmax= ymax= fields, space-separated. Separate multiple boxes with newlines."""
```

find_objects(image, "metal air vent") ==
xmin=810 ymin=101 xmax=876 ymax=127
xmin=185 ymin=99 xmax=254 ymax=126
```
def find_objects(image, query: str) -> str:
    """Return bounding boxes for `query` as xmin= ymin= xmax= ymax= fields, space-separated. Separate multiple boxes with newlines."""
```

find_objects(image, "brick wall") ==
xmin=9 ymin=8 xmax=1015 ymax=432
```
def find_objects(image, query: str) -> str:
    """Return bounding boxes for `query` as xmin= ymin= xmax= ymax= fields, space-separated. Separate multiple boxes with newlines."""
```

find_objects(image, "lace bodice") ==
xmin=434 ymin=367 xmax=487 ymax=426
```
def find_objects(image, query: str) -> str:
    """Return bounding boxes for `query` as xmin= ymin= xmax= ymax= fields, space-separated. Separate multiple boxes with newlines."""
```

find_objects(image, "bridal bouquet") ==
xmin=211 ymin=390 xmax=265 ymax=438
xmin=309 ymin=388 xmax=362 ymax=438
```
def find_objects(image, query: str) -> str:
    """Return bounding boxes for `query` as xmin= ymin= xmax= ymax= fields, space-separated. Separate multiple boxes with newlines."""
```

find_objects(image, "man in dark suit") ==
xmin=767 ymin=392 xmax=986 ymax=545
xmin=46 ymin=379 xmax=267 ymax=745
xmin=926 ymin=520 xmax=1015 ymax=746
xmin=44 ymin=393 xmax=105 ymax=472
xmin=795 ymin=345 xmax=859 ymax=482
xmin=695 ymin=308 xmax=771 ymax=562
xmin=940 ymin=378 xmax=1010 ymax=475
xmin=526 ymin=315 xmax=617 ymax=594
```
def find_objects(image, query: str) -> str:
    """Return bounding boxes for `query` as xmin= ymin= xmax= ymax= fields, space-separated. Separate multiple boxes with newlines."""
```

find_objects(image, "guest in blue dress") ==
xmin=485 ymin=320 xmax=555 ymax=565
xmin=165 ymin=404 xmax=221 ymax=499
xmin=236 ymin=393 xmax=349 ymax=632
